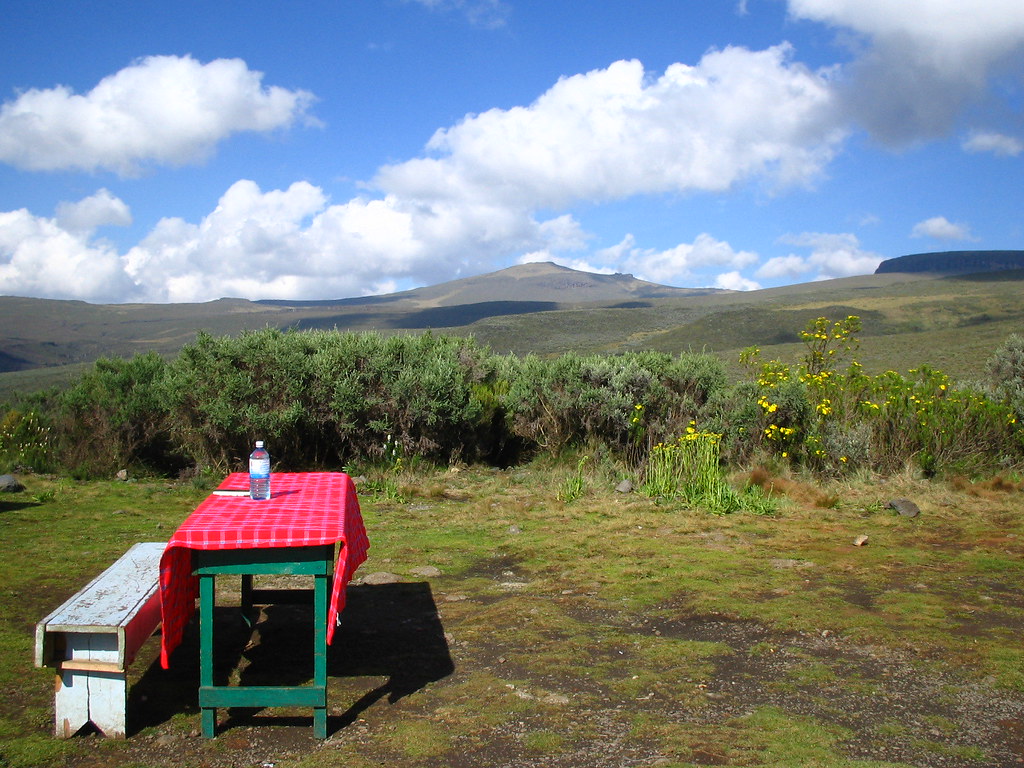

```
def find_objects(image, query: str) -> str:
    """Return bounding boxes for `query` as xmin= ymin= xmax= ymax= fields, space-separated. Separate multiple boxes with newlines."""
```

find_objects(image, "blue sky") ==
xmin=1 ymin=0 xmax=1022 ymax=303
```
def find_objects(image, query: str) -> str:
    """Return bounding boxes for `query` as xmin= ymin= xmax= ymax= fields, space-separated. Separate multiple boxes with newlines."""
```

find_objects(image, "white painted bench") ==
xmin=35 ymin=542 xmax=165 ymax=738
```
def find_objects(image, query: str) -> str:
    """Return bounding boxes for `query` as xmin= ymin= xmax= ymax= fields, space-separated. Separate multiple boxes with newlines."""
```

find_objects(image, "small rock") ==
xmin=853 ymin=534 xmax=869 ymax=546
xmin=361 ymin=571 xmax=402 ymax=585
xmin=508 ymin=524 xmax=522 ymax=534
xmin=542 ymin=693 xmax=570 ymax=705
xmin=0 ymin=474 xmax=25 ymax=493
xmin=887 ymin=498 xmax=920 ymax=517
xmin=410 ymin=565 xmax=441 ymax=578
xmin=770 ymin=558 xmax=814 ymax=569
xmin=615 ymin=479 xmax=634 ymax=494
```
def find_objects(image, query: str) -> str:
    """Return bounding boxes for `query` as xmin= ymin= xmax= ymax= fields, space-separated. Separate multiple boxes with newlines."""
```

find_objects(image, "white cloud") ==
xmin=0 ymin=55 xmax=315 ymax=175
xmin=789 ymin=0 xmax=1024 ymax=47
xmin=3 ymin=179 xmax=568 ymax=303
xmin=125 ymin=180 xmax=395 ymax=302
xmin=0 ymin=42 xmax=902 ymax=303
xmin=54 ymin=189 xmax=132 ymax=235
xmin=962 ymin=130 xmax=1024 ymax=157
xmin=120 ymin=179 xmax=566 ymax=302
xmin=536 ymin=214 xmax=590 ymax=253
xmin=788 ymin=0 xmax=1024 ymax=143
xmin=376 ymin=46 xmax=846 ymax=210
xmin=910 ymin=216 xmax=976 ymax=241
xmin=0 ymin=206 xmax=136 ymax=302
xmin=715 ymin=271 xmax=761 ymax=291
xmin=593 ymin=232 xmax=759 ymax=286
xmin=756 ymin=253 xmax=807 ymax=281
xmin=774 ymin=232 xmax=883 ymax=280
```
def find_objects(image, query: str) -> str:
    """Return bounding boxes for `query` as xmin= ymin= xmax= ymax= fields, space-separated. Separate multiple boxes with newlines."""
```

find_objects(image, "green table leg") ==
xmin=313 ymin=571 xmax=328 ymax=738
xmin=199 ymin=573 xmax=217 ymax=738
xmin=193 ymin=545 xmax=334 ymax=738
xmin=240 ymin=574 xmax=255 ymax=627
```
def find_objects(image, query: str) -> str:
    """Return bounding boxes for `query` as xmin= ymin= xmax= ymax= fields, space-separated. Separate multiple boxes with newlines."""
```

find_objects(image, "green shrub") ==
xmin=51 ymin=352 xmax=170 ymax=476
xmin=159 ymin=329 xmax=320 ymax=470
xmin=16 ymin=319 xmax=1024 ymax=480
xmin=733 ymin=318 xmax=1024 ymax=477
xmin=502 ymin=350 xmax=726 ymax=456
xmin=856 ymin=367 xmax=1021 ymax=477
xmin=987 ymin=333 xmax=1024 ymax=423
xmin=309 ymin=331 xmax=497 ymax=464
xmin=160 ymin=328 xmax=498 ymax=470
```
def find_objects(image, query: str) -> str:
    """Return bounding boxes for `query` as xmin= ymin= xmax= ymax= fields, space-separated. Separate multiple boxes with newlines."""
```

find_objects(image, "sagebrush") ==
xmin=3 ymin=319 xmax=1023 ymax=479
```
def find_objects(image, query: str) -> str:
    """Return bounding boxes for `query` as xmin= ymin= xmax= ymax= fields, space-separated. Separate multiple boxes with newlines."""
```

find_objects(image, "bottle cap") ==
xmin=255 ymin=440 xmax=264 ymax=448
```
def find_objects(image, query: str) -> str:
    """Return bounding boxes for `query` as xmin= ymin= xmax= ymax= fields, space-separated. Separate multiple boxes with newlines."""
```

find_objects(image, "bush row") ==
xmin=2 ymin=323 xmax=1023 ymax=479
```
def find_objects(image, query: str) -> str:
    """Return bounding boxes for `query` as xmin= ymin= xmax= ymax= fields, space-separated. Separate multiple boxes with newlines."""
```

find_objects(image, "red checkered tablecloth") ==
xmin=158 ymin=472 xmax=369 ymax=668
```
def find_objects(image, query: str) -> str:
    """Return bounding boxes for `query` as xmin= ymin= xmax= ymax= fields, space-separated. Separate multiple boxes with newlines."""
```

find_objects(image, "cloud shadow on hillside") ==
xmin=291 ymin=300 xmax=560 ymax=331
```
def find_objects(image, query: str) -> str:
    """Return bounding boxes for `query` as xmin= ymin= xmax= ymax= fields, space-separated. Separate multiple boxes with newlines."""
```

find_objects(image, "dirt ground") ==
xmin=56 ymin=565 xmax=1024 ymax=768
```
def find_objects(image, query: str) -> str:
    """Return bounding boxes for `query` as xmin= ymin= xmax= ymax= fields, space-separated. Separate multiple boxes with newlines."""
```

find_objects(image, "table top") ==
xmin=158 ymin=472 xmax=369 ymax=668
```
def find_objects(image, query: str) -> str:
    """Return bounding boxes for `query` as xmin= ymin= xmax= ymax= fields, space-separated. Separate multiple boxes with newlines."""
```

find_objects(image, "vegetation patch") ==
xmin=4 ymin=464 xmax=1023 ymax=766
xmin=2 ymin=312 xmax=1024 ymax=766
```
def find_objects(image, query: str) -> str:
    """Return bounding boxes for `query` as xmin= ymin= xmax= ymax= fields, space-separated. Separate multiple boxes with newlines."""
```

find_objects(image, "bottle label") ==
xmin=249 ymin=458 xmax=270 ymax=478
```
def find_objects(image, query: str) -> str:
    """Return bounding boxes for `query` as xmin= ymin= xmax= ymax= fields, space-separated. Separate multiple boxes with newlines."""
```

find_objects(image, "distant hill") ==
xmin=257 ymin=262 xmax=723 ymax=309
xmin=3 ymin=261 xmax=1024 ymax=399
xmin=0 ymin=263 xmax=723 ymax=378
xmin=875 ymin=250 xmax=1024 ymax=274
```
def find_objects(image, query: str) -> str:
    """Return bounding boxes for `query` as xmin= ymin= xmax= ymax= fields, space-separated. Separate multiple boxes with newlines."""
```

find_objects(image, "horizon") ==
xmin=1 ymin=249 xmax=1020 ymax=308
xmin=2 ymin=2 xmax=1023 ymax=305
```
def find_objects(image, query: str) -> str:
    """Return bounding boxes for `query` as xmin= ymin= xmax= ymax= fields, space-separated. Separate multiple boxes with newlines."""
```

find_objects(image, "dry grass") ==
xmin=2 ymin=463 xmax=1024 ymax=767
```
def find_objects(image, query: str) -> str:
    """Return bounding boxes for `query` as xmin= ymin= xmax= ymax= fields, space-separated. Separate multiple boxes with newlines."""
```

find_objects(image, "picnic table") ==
xmin=159 ymin=472 xmax=369 ymax=737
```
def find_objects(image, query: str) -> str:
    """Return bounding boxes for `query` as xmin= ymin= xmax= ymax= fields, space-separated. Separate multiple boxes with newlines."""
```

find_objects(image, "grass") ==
xmin=2 ymin=462 xmax=1024 ymax=766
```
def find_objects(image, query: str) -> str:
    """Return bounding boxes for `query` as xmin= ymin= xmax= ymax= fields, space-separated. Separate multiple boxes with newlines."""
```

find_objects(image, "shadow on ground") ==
xmin=128 ymin=580 xmax=453 ymax=736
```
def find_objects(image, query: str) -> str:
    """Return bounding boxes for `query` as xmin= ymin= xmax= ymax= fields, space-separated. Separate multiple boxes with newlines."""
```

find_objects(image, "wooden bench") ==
xmin=35 ymin=542 xmax=165 ymax=738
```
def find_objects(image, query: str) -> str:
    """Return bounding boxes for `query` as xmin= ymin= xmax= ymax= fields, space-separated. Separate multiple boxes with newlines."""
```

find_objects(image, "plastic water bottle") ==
xmin=249 ymin=440 xmax=271 ymax=500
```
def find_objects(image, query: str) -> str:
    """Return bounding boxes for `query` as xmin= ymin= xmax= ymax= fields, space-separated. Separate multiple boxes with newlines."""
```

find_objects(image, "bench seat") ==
xmin=35 ymin=542 xmax=165 ymax=738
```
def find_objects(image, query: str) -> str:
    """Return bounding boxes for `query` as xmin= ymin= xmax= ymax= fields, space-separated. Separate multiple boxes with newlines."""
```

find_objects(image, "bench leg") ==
xmin=78 ymin=670 xmax=128 ymax=738
xmin=54 ymin=668 xmax=90 ymax=738
xmin=54 ymin=632 xmax=127 ymax=738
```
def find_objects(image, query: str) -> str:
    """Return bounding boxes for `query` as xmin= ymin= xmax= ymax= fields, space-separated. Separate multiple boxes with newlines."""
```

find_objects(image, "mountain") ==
xmin=875 ymin=250 xmax=1024 ymax=274
xmin=257 ymin=262 xmax=723 ymax=308
xmin=3 ymin=260 xmax=1024 ymax=399
xmin=0 ymin=263 xmax=722 ymax=378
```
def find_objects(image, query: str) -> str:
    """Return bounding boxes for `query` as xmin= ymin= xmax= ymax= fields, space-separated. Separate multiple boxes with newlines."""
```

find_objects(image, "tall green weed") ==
xmin=0 ymin=409 xmax=52 ymax=473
